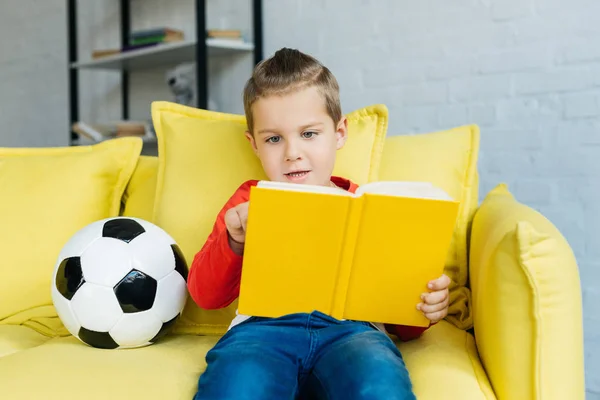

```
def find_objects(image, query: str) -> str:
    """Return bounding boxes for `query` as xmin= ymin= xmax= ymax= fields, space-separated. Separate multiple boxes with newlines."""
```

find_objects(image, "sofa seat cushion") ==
xmin=0 ymin=326 xmax=51 ymax=358
xmin=0 ymin=334 xmax=219 ymax=400
xmin=0 ymin=322 xmax=494 ymax=399
xmin=400 ymin=321 xmax=495 ymax=399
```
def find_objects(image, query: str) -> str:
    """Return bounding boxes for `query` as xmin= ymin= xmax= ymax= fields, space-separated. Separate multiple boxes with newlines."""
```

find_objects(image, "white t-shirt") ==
xmin=228 ymin=310 xmax=387 ymax=333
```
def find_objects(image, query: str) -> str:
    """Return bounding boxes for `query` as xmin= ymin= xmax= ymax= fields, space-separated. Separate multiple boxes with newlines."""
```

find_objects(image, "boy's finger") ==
xmin=427 ymin=274 xmax=451 ymax=290
xmin=224 ymin=209 xmax=242 ymax=230
xmin=237 ymin=208 xmax=248 ymax=232
xmin=418 ymin=299 xmax=448 ymax=314
xmin=240 ymin=214 xmax=247 ymax=232
xmin=424 ymin=308 xmax=448 ymax=323
xmin=421 ymin=290 xmax=448 ymax=305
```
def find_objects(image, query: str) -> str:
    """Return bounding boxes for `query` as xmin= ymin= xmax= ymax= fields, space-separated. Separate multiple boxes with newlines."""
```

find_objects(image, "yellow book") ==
xmin=238 ymin=180 xmax=460 ymax=327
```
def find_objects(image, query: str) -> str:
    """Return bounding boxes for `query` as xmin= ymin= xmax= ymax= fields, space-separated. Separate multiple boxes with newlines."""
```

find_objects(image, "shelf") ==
xmin=71 ymin=39 xmax=254 ymax=71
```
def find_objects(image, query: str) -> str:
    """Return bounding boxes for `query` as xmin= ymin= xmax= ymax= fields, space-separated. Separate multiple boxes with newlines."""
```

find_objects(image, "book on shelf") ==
xmin=129 ymin=27 xmax=184 ymax=45
xmin=237 ymin=180 xmax=460 ymax=327
xmin=206 ymin=29 xmax=243 ymax=41
xmin=129 ymin=27 xmax=184 ymax=41
xmin=90 ymin=27 xmax=185 ymax=59
xmin=72 ymin=121 xmax=153 ymax=142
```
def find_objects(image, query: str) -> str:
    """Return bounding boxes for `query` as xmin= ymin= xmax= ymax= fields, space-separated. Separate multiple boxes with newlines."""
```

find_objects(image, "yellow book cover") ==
xmin=238 ymin=180 xmax=460 ymax=327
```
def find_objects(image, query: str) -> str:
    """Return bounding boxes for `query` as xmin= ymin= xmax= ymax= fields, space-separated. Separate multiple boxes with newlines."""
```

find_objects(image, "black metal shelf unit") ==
xmin=67 ymin=0 xmax=263 ymax=143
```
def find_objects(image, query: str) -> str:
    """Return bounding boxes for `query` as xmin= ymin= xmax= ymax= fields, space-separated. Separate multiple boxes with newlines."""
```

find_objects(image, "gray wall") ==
xmin=0 ymin=0 xmax=597 ymax=397
xmin=0 ymin=0 xmax=68 ymax=147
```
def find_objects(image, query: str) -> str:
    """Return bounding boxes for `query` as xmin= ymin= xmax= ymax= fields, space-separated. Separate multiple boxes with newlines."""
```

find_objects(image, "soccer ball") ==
xmin=51 ymin=217 xmax=188 ymax=349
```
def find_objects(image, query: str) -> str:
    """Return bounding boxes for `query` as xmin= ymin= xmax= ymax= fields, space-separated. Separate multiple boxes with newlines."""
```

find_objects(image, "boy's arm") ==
xmin=187 ymin=181 xmax=254 ymax=310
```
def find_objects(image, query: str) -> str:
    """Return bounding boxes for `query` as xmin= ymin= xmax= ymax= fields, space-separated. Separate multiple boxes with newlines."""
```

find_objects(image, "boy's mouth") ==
xmin=284 ymin=170 xmax=311 ymax=181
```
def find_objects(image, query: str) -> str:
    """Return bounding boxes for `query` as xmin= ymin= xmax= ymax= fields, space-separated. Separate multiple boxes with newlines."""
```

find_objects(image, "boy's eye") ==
xmin=302 ymin=131 xmax=317 ymax=139
xmin=266 ymin=136 xmax=281 ymax=143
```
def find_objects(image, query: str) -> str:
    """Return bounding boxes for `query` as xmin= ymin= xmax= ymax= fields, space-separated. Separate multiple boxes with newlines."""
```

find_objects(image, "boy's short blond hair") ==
xmin=243 ymin=48 xmax=342 ymax=134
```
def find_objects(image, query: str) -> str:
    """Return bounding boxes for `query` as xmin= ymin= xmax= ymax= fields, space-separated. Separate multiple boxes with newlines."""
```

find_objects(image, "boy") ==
xmin=189 ymin=48 xmax=451 ymax=400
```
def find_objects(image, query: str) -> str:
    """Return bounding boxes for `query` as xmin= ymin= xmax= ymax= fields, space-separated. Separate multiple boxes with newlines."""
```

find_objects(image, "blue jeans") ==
xmin=194 ymin=311 xmax=415 ymax=400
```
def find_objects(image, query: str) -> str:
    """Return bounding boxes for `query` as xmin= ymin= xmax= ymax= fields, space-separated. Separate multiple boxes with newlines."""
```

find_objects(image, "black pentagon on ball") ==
xmin=113 ymin=269 xmax=157 ymax=313
xmin=171 ymin=244 xmax=189 ymax=281
xmin=78 ymin=327 xmax=119 ymax=349
xmin=150 ymin=314 xmax=179 ymax=343
xmin=102 ymin=218 xmax=145 ymax=243
xmin=55 ymin=257 xmax=85 ymax=300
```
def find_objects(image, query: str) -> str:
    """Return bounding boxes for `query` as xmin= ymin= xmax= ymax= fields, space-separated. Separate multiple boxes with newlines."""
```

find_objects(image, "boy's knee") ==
xmin=309 ymin=331 xmax=415 ymax=399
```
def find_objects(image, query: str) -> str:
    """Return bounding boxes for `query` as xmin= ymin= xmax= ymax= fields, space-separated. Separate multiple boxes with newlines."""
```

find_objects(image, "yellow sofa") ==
xmin=0 ymin=102 xmax=584 ymax=399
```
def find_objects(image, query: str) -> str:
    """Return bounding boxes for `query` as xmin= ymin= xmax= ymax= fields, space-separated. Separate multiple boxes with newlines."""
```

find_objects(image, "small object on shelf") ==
xmin=165 ymin=62 xmax=218 ymax=110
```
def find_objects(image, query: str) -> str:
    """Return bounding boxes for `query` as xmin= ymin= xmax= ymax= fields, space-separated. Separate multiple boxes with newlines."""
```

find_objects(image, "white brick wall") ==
xmin=264 ymin=0 xmax=599 ymax=396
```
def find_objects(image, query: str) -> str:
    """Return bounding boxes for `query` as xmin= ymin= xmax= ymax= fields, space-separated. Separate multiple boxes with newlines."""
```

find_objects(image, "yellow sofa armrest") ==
xmin=469 ymin=184 xmax=584 ymax=400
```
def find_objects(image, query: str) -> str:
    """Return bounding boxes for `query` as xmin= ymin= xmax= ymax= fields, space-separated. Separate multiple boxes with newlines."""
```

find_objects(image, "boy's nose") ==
xmin=284 ymin=143 xmax=302 ymax=161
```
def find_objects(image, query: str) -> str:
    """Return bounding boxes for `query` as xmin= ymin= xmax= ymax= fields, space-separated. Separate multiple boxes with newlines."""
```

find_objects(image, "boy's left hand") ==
xmin=417 ymin=274 xmax=451 ymax=324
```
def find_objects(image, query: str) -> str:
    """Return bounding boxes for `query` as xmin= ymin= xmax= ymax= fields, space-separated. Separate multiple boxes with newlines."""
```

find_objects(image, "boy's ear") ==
xmin=335 ymin=117 xmax=348 ymax=150
xmin=245 ymin=131 xmax=259 ymax=155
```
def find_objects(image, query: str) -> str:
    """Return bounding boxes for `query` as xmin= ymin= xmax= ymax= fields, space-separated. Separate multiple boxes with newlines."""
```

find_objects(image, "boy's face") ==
xmin=246 ymin=86 xmax=347 ymax=187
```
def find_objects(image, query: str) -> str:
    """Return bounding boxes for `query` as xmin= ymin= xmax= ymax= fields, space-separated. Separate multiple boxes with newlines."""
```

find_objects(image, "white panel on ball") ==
xmin=80 ymin=238 xmax=133 ymax=287
xmin=71 ymin=284 xmax=123 ymax=332
xmin=153 ymin=270 xmax=188 ymax=322
xmin=55 ymin=219 xmax=106 ymax=260
xmin=129 ymin=232 xmax=177 ymax=281
xmin=130 ymin=217 xmax=177 ymax=244
xmin=109 ymin=311 xmax=162 ymax=348
xmin=50 ymin=285 xmax=81 ymax=335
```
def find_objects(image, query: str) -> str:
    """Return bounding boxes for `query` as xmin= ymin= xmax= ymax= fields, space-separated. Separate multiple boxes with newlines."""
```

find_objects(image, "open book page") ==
xmin=256 ymin=180 xmax=453 ymax=201
xmin=355 ymin=181 xmax=454 ymax=201
xmin=256 ymin=180 xmax=352 ymax=196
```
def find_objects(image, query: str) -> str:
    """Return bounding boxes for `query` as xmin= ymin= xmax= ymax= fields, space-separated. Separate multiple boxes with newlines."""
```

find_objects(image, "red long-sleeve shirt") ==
xmin=188 ymin=177 xmax=431 ymax=341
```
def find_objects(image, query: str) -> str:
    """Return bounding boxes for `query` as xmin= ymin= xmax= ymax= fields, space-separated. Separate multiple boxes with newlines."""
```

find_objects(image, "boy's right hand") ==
xmin=224 ymin=201 xmax=249 ymax=254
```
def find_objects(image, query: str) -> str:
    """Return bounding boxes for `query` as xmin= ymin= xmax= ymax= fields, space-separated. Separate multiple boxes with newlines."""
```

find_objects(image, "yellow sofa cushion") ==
xmin=469 ymin=184 xmax=584 ymax=400
xmin=0 ymin=326 xmax=51 ymax=358
xmin=378 ymin=125 xmax=480 ymax=330
xmin=151 ymin=101 xmax=388 ymax=335
xmin=0 ymin=334 xmax=219 ymax=399
xmin=0 ymin=322 xmax=494 ymax=399
xmin=0 ymin=138 xmax=142 ymax=334
xmin=121 ymin=155 xmax=159 ymax=221
xmin=400 ymin=321 xmax=495 ymax=399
